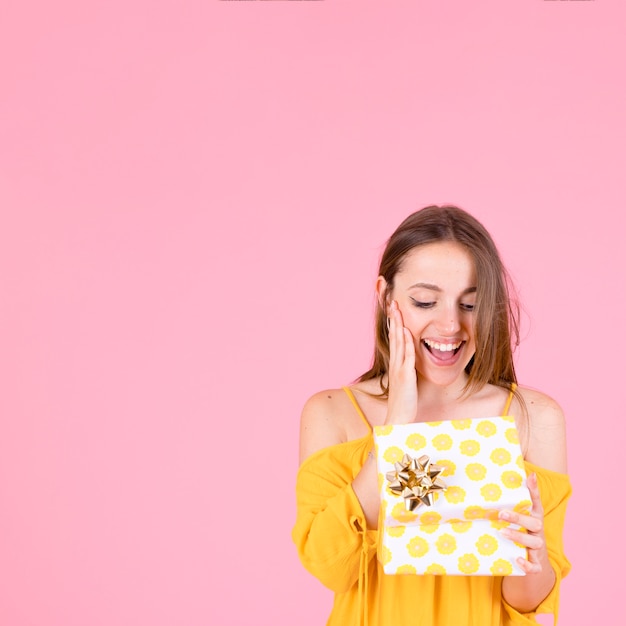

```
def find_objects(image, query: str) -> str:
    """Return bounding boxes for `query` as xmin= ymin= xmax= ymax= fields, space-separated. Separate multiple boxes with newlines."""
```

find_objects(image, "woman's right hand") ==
xmin=385 ymin=300 xmax=418 ymax=424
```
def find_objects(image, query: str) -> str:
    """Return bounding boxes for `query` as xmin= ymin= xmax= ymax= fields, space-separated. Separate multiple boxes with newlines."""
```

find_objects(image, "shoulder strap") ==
xmin=502 ymin=383 xmax=517 ymax=415
xmin=342 ymin=387 xmax=373 ymax=434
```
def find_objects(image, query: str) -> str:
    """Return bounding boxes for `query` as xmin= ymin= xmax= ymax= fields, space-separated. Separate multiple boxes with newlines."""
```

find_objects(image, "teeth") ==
xmin=423 ymin=339 xmax=462 ymax=352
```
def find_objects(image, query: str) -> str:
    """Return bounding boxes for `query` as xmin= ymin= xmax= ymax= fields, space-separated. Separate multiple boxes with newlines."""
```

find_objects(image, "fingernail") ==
xmin=499 ymin=511 xmax=511 ymax=521
xmin=500 ymin=528 xmax=511 ymax=538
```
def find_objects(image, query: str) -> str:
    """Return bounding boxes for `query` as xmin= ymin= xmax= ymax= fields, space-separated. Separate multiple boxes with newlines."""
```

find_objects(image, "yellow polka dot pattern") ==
xmin=374 ymin=416 xmax=530 ymax=576
xmin=406 ymin=432 xmax=427 ymax=451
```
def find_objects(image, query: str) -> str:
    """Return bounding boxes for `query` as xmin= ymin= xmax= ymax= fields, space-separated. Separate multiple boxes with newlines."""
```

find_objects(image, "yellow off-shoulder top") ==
xmin=292 ymin=388 xmax=571 ymax=626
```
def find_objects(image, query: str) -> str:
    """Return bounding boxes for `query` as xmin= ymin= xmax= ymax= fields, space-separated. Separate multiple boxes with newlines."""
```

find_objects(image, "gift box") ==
xmin=373 ymin=416 xmax=531 ymax=576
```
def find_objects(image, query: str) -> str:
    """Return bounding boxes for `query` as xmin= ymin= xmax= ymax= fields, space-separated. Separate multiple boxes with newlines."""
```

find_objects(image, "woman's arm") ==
xmin=295 ymin=299 xmax=421 ymax=591
xmin=294 ymin=391 xmax=377 ymax=591
xmin=352 ymin=300 xmax=419 ymax=528
xmin=501 ymin=390 xmax=568 ymax=612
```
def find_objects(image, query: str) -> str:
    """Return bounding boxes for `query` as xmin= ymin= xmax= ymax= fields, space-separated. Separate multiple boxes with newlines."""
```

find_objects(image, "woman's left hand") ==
xmin=498 ymin=472 xmax=550 ymax=575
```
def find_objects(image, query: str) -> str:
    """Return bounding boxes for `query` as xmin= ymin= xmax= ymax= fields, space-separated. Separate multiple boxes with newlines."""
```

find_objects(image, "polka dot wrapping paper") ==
xmin=373 ymin=417 xmax=531 ymax=576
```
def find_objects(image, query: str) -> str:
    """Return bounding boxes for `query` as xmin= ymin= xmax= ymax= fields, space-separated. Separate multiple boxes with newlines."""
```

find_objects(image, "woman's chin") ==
xmin=415 ymin=361 xmax=473 ymax=389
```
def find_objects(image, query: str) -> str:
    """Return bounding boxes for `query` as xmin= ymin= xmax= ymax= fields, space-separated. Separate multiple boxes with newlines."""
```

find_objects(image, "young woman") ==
xmin=292 ymin=205 xmax=570 ymax=626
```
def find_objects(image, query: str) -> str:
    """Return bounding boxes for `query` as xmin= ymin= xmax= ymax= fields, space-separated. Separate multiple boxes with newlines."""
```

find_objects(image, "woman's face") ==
xmin=386 ymin=241 xmax=477 ymax=388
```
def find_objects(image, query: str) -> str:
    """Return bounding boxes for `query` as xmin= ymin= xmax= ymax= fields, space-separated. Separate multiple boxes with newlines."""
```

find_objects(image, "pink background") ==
xmin=1 ymin=2 xmax=624 ymax=625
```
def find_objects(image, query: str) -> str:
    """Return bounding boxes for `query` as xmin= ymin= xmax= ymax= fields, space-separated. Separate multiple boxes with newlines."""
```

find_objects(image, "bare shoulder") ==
xmin=516 ymin=386 xmax=568 ymax=473
xmin=518 ymin=386 xmax=566 ymax=427
xmin=298 ymin=388 xmax=352 ymax=464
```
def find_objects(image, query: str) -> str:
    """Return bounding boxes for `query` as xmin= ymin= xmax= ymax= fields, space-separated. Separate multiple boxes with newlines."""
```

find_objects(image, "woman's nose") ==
xmin=435 ymin=306 xmax=460 ymax=335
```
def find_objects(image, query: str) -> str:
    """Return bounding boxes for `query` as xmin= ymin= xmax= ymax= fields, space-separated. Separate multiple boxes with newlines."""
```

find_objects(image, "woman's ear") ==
xmin=375 ymin=276 xmax=389 ymax=313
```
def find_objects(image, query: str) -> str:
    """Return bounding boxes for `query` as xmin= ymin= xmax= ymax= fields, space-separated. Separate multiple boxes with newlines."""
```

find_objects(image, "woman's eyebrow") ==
xmin=408 ymin=282 xmax=477 ymax=295
xmin=409 ymin=282 xmax=441 ymax=291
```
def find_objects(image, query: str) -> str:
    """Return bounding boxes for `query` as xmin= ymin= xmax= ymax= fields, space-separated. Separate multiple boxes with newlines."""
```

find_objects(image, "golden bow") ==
xmin=386 ymin=453 xmax=447 ymax=511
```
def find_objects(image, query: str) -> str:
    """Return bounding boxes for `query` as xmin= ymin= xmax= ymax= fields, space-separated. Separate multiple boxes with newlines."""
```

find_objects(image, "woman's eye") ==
xmin=460 ymin=303 xmax=475 ymax=312
xmin=410 ymin=299 xmax=435 ymax=309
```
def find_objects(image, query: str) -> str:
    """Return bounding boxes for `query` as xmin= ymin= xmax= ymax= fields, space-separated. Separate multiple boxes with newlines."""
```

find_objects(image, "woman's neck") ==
xmin=416 ymin=376 xmax=470 ymax=412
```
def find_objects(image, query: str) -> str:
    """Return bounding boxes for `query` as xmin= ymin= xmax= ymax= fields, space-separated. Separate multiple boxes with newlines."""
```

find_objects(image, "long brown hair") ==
xmin=359 ymin=205 xmax=521 ymax=398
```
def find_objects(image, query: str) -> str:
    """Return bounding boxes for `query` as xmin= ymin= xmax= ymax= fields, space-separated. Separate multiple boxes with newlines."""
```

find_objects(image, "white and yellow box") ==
xmin=374 ymin=417 xmax=532 ymax=576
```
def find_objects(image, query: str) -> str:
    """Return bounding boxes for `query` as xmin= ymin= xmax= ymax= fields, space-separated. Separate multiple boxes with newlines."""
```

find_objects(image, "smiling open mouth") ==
xmin=422 ymin=339 xmax=464 ymax=361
